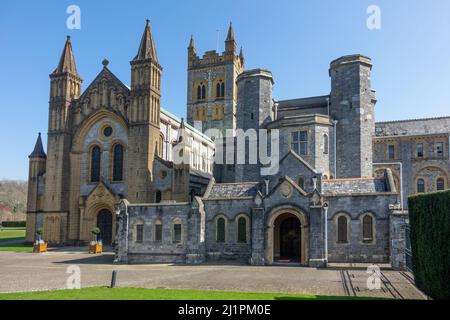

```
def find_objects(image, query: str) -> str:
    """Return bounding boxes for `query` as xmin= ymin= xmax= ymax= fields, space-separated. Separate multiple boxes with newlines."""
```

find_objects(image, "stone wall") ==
xmin=326 ymin=194 xmax=397 ymax=263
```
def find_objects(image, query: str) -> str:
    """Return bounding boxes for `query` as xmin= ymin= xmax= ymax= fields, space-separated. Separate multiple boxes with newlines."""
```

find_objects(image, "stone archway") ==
xmin=266 ymin=207 xmax=309 ymax=265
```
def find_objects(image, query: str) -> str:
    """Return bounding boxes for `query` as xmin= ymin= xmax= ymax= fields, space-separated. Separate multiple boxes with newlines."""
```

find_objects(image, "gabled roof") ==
xmin=133 ymin=20 xmax=158 ymax=62
xmin=29 ymin=133 xmax=46 ymax=159
xmin=78 ymin=65 xmax=130 ymax=101
xmin=53 ymin=36 xmax=78 ymax=75
xmin=267 ymin=175 xmax=309 ymax=198
xmin=279 ymin=150 xmax=319 ymax=174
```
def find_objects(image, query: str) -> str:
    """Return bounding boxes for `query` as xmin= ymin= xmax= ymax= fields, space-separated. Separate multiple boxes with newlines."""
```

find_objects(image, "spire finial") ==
xmin=133 ymin=19 xmax=158 ymax=62
xmin=52 ymin=35 xmax=78 ymax=75
xmin=102 ymin=59 xmax=109 ymax=67
xmin=226 ymin=21 xmax=235 ymax=42
xmin=146 ymin=18 xmax=150 ymax=25
xmin=29 ymin=132 xmax=46 ymax=159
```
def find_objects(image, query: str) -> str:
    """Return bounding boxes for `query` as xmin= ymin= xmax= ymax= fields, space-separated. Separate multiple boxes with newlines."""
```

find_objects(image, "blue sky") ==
xmin=1 ymin=0 xmax=450 ymax=180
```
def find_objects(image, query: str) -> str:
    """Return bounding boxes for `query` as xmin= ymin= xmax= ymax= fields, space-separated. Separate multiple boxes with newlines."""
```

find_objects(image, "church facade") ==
xmin=26 ymin=21 xmax=450 ymax=269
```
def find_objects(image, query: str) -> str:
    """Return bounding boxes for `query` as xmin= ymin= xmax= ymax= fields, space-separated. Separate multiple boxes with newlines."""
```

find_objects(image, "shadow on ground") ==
xmin=53 ymin=253 xmax=115 ymax=265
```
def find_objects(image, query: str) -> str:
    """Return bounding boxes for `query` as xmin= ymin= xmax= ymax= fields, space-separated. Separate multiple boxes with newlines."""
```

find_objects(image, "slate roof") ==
xmin=206 ymin=182 xmax=260 ymax=199
xmin=277 ymin=95 xmax=329 ymax=110
xmin=321 ymin=178 xmax=388 ymax=195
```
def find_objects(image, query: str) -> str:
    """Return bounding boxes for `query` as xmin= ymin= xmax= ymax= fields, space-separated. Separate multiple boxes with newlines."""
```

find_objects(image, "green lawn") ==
xmin=0 ymin=287 xmax=376 ymax=300
xmin=0 ymin=227 xmax=26 ymax=242
xmin=0 ymin=243 xmax=32 ymax=252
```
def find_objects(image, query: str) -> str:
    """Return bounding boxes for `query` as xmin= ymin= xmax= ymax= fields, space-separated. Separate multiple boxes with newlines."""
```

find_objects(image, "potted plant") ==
xmin=33 ymin=228 xmax=47 ymax=253
xmin=89 ymin=227 xmax=102 ymax=254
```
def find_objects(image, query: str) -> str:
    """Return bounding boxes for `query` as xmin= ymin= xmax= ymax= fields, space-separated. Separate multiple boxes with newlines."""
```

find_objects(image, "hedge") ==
xmin=408 ymin=190 xmax=450 ymax=300
xmin=1 ymin=221 xmax=26 ymax=228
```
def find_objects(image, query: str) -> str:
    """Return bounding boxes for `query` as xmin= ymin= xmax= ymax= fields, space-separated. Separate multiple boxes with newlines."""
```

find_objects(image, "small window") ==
xmin=323 ymin=134 xmax=329 ymax=154
xmin=237 ymin=217 xmax=247 ymax=243
xmin=417 ymin=143 xmax=424 ymax=159
xmin=103 ymin=126 xmax=113 ymax=137
xmin=437 ymin=142 xmax=444 ymax=159
xmin=291 ymin=131 xmax=308 ymax=156
xmin=155 ymin=190 xmax=162 ymax=203
xmin=417 ymin=179 xmax=425 ymax=193
xmin=216 ymin=217 xmax=226 ymax=243
xmin=136 ymin=224 xmax=144 ymax=242
xmin=298 ymin=176 xmax=305 ymax=190
xmin=173 ymin=223 xmax=182 ymax=243
xmin=388 ymin=145 xmax=395 ymax=160
xmin=362 ymin=215 xmax=374 ymax=242
xmin=437 ymin=178 xmax=445 ymax=191
xmin=154 ymin=222 xmax=162 ymax=242
xmin=337 ymin=216 xmax=348 ymax=243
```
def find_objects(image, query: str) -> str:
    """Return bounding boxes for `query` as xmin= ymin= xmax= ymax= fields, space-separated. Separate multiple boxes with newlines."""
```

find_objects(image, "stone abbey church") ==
xmin=26 ymin=21 xmax=450 ymax=268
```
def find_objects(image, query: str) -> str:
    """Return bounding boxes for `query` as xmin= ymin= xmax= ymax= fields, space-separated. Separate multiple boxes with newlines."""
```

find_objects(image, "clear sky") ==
xmin=1 ymin=0 xmax=450 ymax=180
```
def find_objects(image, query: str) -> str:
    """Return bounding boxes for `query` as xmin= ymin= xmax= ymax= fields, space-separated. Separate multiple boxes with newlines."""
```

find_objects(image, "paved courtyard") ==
xmin=0 ymin=249 xmax=426 ymax=299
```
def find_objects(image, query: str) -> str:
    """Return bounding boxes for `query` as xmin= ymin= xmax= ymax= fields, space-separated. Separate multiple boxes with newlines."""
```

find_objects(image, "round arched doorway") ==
xmin=266 ymin=207 xmax=309 ymax=265
xmin=277 ymin=215 xmax=301 ymax=261
xmin=97 ymin=209 xmax=113 ymax=244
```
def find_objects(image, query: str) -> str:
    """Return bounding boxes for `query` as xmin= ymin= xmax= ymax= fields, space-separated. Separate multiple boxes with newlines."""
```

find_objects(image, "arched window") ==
xmin=323 ymin=134 xmax=329 ymax=154
xmin=154 ymin=220 xmax=162 ymax=242
xmin=113 ymin=144 xmax=124 ymax=181
xmin=197 ymin=85 xmax=202 ymax=100
xmin=417 ymin=179 xmax=425 ymax=193
xmin=155 ymin=190 xmax=162 ymax=203
xmin=135 ymin=223 xmax=144 ymax=243
xmin=337 ymin=215 xmax=348 ymax=243
xmin=216 ymin=217 xmax=226 ymax=243
xmin=90 ymin=146 xmax=101 ymax=182
xmin=216 ymin=83 xmax=221 ymax=98
xmin=362 ymin=215 xmax=374 ymax=242
xmin=201 ymin=84 xmax=206 ymax=100
xmin=437 ymin=178 xmax=445 ymax=191
xmin=237 ymin=216 xmax=247 ymax=243
xmin=173 ymin=222 xmax=182 ymax=243
xmin=158 ymin=134 xmax=164 ymax=157
xmin=298 ymin=176 xmax=305 ymax=190
xmin=221 ymin=82 xmax=225 ymax=97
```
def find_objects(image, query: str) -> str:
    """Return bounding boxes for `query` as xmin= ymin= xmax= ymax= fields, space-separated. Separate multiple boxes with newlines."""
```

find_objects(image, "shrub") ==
xmin=408 ymin=190 xmax=450 ymax=300
xmin=1 ymin=221 xmax=26 ymax=228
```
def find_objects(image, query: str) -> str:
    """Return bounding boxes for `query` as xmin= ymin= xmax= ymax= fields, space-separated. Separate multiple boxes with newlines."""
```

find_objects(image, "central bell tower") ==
xmin=186 ymin=23 xmax=244 ymax=136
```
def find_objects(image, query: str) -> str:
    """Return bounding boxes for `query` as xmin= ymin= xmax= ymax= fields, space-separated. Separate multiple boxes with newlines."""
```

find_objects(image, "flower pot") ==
xmin=89 ymin=243 xmax=103 ymax=254
xmin=33 ymin=243 xmax=47 ymax=253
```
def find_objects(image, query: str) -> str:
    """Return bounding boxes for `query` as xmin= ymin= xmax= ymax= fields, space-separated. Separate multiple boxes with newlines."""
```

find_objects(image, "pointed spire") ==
xmin=134 ymin=19 xmax=158 ymax=62
xmin=239 ymin=46 xmax=244 ymax=59
xmin=226 ymin=22 xmax=235 ymax=42
xmin=29 ymin=133 xmax=46 ymax=159
xmin=53 ymin=36 xmax=78 ymax=75
xmin=188 ymin=35 xmax=195 ymax=49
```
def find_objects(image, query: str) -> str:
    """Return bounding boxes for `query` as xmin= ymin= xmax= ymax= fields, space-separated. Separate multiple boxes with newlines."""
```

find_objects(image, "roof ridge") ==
xmin=376 ymin=115 xmax=450 ymax=125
